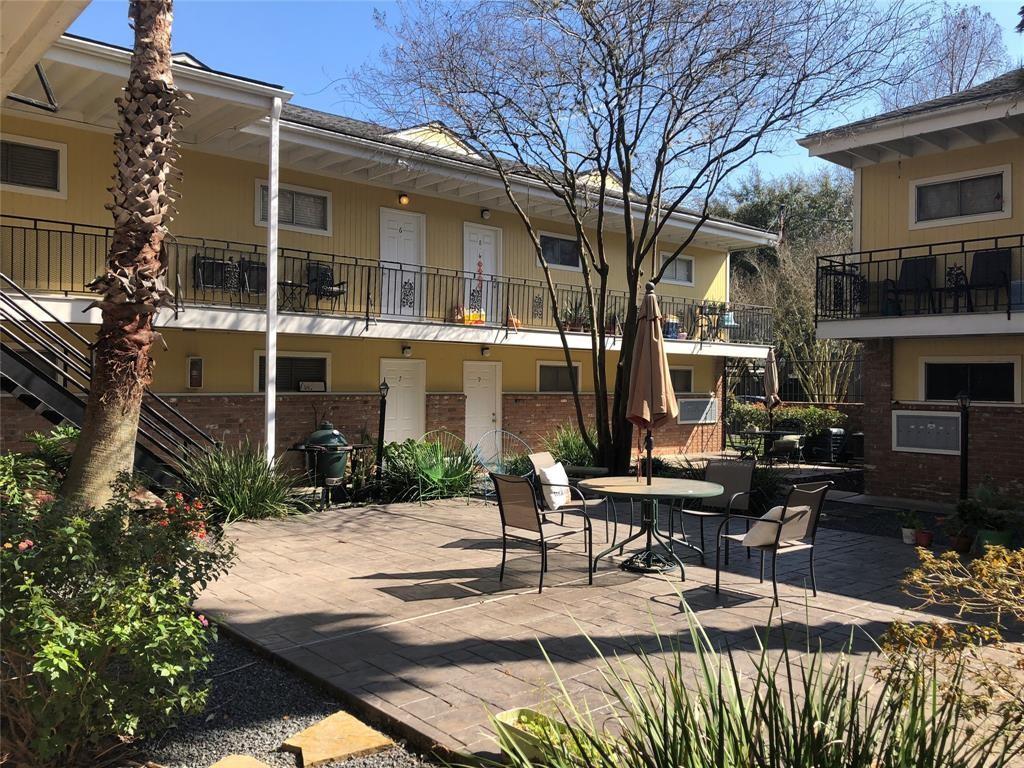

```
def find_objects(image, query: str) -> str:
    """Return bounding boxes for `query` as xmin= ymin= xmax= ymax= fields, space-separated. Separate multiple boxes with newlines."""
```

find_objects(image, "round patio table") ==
xmin=579 ymin=476 xmax=724 ymax=579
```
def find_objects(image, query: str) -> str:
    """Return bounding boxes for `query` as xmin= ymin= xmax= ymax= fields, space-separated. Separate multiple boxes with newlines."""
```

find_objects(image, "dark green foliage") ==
xmin=726 ymin=399 xmax=848 ymax=436
xmin=543 ymin=424 xmax=598 ymax=467
xmin=380 ymin=437 xmax=478 ymax=502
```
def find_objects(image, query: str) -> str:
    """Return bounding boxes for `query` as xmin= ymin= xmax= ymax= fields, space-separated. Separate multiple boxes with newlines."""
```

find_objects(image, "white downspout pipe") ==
xmin=265 ymin=96 xmax=282 ymax=463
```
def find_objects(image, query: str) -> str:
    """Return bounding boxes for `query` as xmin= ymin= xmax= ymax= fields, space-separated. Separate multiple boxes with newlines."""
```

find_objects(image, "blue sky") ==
xmin=69 ymin=0 xmax=1024 ymax=179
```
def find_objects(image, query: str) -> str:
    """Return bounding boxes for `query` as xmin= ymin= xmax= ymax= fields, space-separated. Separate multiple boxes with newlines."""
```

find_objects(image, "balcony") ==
xmin=0 ymin=216 xmax=772 ymax=346
xmin=815 ymin=234 xmax=1024 ymax=337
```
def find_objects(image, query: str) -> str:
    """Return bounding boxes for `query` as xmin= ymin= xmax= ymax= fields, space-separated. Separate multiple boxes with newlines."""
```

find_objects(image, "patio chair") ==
xmin=726 ymin=432 xmax=759 ymax=461
xmin=767 ymin=419 xmax=805 ymax=465
xmin=528 ymin=451 xmax=611 ymax=541
xmin=968 ymin=248 xmax=1012 ymax=318
xmin=306 ymin=261 xmax=346 ymax=312
xmin=714 ymin=481 xmax=833 ymax=605
xmin=490 ymin=472 xmax=593 ymax=593
xmin=882 ymin=255 xmax=937 ymax=315
xmin=674 ymin=458 xmax=755 ymax=565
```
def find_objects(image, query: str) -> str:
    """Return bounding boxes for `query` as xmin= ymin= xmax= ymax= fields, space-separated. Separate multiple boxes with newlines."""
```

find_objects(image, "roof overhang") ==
xmin=798 ymin=97 xmax=1024 ymax=169
xmin=0 ymin=0 xmax=89 ymax=97
xmin=3 ymin=35 xmax=292 ymax=143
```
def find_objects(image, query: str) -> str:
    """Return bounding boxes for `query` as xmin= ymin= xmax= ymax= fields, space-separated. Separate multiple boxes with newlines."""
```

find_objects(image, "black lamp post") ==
xmin=376 ymin=379 xmax=390 ymax=483
xmin=956 ymin=390 xmax=970 ymax=500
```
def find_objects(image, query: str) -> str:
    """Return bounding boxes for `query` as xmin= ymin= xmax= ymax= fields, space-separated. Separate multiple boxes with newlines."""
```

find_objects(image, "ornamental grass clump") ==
xmin=483 ymin=606 xmax=1023 ymax=768
xmin=380 ymin=436 xmax=478 ymax=502
xmin=181 ymin=441 xmax=311 ymax=524
xmin=544 ymin=424 xmax=598 ymax=467
xmin=1 ymin=463 xmax=234 ymax=767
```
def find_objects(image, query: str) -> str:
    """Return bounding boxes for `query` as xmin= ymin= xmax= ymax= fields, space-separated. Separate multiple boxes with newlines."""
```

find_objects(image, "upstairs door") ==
xmin=463 ymin=361 xmax=501 ymax=455
xmin=463 ymin=223 xmax=502 ymax=324
xmin=380 ymin=358 xmax=426 ymax=442
xmin=380 ymin=208 xmax=424 ymax=318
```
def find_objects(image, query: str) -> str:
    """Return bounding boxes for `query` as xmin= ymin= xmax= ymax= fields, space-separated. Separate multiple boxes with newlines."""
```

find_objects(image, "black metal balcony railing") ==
xmin=815 ymin=233 xmax=1024 ymax=322
xmin=0 ymin=216 xmax=773 ymax=345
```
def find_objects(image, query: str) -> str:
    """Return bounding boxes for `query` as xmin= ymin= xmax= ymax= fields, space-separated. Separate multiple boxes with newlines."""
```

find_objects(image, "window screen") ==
xmin=662 ymin=255 xmax=694 ymax=284
xmin=540 ymin=235 xmax=580 ymax=269
xmin=538 ymin=363 xmax=578 ymax=392
xmin=258 ymin=355 xmax=328 ymax=392
xmin=1 ymin=140 xmax=60 ymax=191
xmin=260 ymin=184 xmax=329 ymax=231
xmin=916 ymin=173 xmax=1003 ymax=222
xmin=923 ymin=362 xmax=1015 ymax=402
xmin=669 ymin=368 xmax=693 ymax=393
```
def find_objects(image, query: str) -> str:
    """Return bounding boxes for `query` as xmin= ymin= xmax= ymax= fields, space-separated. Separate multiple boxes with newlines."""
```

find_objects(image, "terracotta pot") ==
xmin=915 ymin=529 xmax=934 ymax=547
xmin=901 ymin=527 xmax=917 ymax=545
xmin=949 ymin=534 xmax=973 ymax=554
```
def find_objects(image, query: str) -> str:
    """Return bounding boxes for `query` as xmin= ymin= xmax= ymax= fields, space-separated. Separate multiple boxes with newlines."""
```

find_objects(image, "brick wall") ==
xmin=859 ymin=338 xmax=1024 ymax=501
xmin=0 ymin=397 xmax=57 ymax=452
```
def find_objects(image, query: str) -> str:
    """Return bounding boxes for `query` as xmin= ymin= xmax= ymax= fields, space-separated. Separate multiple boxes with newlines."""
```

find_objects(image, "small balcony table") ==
xmin=580 ymin=476 xmax=724 ymax=579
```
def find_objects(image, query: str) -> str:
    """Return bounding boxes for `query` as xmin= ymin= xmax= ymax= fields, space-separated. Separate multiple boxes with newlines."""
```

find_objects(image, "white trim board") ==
xmin=816 ymin=313 xmax=1024 ymax=339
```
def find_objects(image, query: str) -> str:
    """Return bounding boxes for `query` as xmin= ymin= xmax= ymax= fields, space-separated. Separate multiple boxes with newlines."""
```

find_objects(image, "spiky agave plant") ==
xmin=483 ymin=605 xmax=1024 ymax=768
xmin=64 ymin=0 xmax=188 ymax=505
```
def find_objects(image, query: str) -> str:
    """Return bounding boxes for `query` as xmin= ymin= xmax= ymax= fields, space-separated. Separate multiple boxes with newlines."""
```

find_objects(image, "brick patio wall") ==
xmin=860 ymin=338 xmax=1024 ymax=501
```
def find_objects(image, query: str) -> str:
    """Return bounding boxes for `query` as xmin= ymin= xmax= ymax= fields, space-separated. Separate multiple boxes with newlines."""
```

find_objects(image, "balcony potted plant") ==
xmin=898 ymin=509 xmax=919 ymax=545
xmin=560 ymin=299 xmax=589 ymax=333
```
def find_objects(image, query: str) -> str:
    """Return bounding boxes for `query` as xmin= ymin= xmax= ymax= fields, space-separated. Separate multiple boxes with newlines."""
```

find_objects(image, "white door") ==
xmin=380 ymin=358 xmax=426 ymax=442
xmin=463 ymin=223 xmax=501 ymax=324
xmin=380 ymin=208 xmax=424 ymax=317
xmin=464 ymin=361 xmax=501 ymax=457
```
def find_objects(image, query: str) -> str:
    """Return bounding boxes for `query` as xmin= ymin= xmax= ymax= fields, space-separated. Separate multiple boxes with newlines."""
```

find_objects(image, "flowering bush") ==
xmin=1 ymin=465 xmax=233 ymax=767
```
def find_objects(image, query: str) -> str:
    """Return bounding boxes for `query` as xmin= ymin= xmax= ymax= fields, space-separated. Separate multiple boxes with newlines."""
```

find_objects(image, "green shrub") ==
xmin=726 ymin=400 xmax=848 ymax=436
xmin=502 ymin=452 xmax=534 ymax=477
xmin=484 ymin=606 xmax=1024 ymax=768
xmin=543 ymin=424 xmax=597 ymax=466
xmin=24 ymin=424 xmax=79 ymax=478
xmin=381 ymin=436 xmax=478 ymax=502
xmin=181 ymin=442 xmax=311 ymax=525
xmin=1 ymin=474 xmax=233 ymax=767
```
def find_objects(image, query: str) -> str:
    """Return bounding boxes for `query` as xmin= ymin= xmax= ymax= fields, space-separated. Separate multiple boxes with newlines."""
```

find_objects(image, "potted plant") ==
xmin=915 ymin=519 xmax=935 ymax=548
xmin=962 ymin=484 xmax=1022 ymax=553
xmin=898 ymin=509 xmax=918 ymax=545
xmin=495 ymin=707 xmax=614 ymax=763
xmin=560 ymin=299 xmax=588 ymax=333
xmin=942 ymin=509 xmax=974 ymax=554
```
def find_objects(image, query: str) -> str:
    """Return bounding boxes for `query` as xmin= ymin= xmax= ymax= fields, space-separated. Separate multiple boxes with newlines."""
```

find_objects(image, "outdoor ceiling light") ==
xmin=956 ymin=390 xmax=971 ymax=410
xmin=398 ymin=192 xmax=410 ymax=206
xmin=480 ymin=208 xmax=491 ymax=220
xmin=402 ymin=345 xmax=412 ymax=358
xmin=379 ymin=379 xmax=390 ymax=399
xmin=481 ymin=346 xmax=491 ymax=357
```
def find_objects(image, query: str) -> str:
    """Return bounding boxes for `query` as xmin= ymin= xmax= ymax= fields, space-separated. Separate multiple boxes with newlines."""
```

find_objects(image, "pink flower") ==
xmin=17 ymin=540 xmax=34 ymax=552
xmin=196 ymin=614 xmax=209 ymax=628
xmin=31 ymin=490 xmax=55 ymax=504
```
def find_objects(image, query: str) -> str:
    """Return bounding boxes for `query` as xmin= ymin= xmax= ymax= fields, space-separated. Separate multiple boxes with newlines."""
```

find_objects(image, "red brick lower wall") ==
xmin=0 ymin=396 xmax=56 ymax=452
xmin=860 ymin=339 xmax=1024 ymax=501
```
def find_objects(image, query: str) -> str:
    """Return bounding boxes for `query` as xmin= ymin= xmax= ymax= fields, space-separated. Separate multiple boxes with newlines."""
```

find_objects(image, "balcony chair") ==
xmin=239 ymin=258 xmax=267 ymax=295
xmin=527 ymin=451 xmax=610 ymax=541
xmin=767 ymin=418 xmax=805 ymax=465
xmin=715 ymin=481 xmax=833 ymax=605
xmin=674 ymin=458 xmax=756 ymax=565
xmin=882 ymin=255 xmax=937 ymax=315
xmin=968 ymin=248 xmax=1012 ymax=318
xmin=490 ymin=472 xmax=593 ymax=593
xmin=306 ymin=261 xmax=346 ymax=312
xmin=193 ymin=254 xmax=239 ymax=292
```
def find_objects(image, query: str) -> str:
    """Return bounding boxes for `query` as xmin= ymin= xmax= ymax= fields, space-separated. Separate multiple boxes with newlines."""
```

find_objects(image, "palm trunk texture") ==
xmin=63 ymin=0 xmax=183 ymax=505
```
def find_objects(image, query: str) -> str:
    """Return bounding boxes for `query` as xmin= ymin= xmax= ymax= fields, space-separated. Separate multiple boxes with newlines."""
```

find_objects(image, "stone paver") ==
xmin=280 ymin=710 xmax=393 ymax=766
xmin=196 ymin=498 xmax=1001 ymax=759
xmin=208 ymin=757 xmax=272 ymax=768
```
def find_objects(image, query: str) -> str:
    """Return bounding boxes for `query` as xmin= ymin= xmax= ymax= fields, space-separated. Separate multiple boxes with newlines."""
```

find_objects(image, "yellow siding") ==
xmin=859 ymin=139 xmax=1023 ymax=251
xmin=892 ymin=335 xmax=1024 ymax=402
xmin=1 ymin=113 xmax=728 ymax=303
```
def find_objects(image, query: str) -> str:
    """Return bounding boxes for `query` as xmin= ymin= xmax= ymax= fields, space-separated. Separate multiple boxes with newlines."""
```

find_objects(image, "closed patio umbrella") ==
xmin=764 ymin=347 xmax=782 ymax=429
xmin=628 ymin=283 xmax=678 ymax=484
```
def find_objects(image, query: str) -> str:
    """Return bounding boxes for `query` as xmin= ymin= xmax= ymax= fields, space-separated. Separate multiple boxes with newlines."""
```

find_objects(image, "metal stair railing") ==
xmin=0 ymin=272 xmax=218 ymax=467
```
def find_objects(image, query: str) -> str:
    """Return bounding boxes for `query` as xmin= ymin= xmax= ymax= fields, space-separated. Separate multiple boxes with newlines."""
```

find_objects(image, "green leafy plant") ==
xmin=543 ymin=424 xmax=597 ymax=467
xmin=25 ymin=424 xmax=79 ymax=478
xmin=560 ymin=298 xmax=589 ymax=330
xmin=380 ymin=436 xmax=478 ymax=502
xmin=481 ymin=606 xmax=1024 ymax=768
xmin=503 ymin=452 xmax=534 ymax=477
xmin=1 ymin=473 xmax=233 ymax=767
xmin=898 ymin=509 xmax=921 ymax=530
xmin=725 ymin=399 xmax=848 ymax=436
xmin=181 ymin=441 xmax=310 ymax=525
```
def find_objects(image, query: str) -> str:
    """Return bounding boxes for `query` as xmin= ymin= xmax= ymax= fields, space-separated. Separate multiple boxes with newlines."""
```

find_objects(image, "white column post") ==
xmin=265 ymin=96 xmax=282 ymax=463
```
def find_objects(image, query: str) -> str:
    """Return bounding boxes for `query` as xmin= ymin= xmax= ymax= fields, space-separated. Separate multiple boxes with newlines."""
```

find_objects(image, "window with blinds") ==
xmin=538 ymin=362 xmax=579 ymax=392
xmin=1 ymin=139 xmax=62 ymax=192
xmin=915 ymin=170 xmax=1006 ymax=223
xmin=540 ymin=234 xmax=580 ymax=270
xmin=258 ymin=182 xmax=330 ymax=233
xmin=257 ymin=355 xmax=328 ymax=392
xmin=669 ymin=368 xmax=693 ymax=393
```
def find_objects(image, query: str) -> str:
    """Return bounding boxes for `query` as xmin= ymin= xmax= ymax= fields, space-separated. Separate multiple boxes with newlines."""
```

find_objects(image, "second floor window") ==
xmin=540 ymin=234 xmax=580 ymax=270
xmin=1 ymin=137 xmax=64 ymax=196
xmin=914 ymin=169 xmax=1006 ymax=224
xmin=661 ymin=253 xmax=695 ymax=285
xmin=258 ymin=181 xmax=331 ymax=234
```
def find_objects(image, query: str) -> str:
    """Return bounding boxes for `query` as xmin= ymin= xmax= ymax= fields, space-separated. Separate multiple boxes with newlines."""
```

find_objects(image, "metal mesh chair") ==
xmin=715 ymin=481 xmax=833 ymax=604
xmin=490 ymin=472 xmax=593 ymax=593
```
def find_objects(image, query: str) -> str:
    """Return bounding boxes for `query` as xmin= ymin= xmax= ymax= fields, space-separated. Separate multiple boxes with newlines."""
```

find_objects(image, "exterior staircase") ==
xmin=0 ymin=272 xmax=218 ymax=487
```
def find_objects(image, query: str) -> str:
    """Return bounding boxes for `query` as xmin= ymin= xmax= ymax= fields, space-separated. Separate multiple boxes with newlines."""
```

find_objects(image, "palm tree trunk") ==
xmin=62 ymin=0 xmax=182 ymax=505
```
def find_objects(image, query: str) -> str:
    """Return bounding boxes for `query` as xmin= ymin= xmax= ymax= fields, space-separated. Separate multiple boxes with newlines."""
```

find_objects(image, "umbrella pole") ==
xmin=645 ymin=429 xmax=653 ymax=486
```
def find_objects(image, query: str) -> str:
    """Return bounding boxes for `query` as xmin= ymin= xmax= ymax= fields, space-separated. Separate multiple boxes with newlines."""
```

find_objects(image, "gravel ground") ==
xmin=132 ymin=635 xmax=436 ymax=768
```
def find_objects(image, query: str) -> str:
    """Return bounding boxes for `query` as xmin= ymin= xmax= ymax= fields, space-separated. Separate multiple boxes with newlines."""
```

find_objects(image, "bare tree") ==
xmin=362 ymin=0 xmax=914 ymax=471
xmin=63 ymin=0 xmax=184 ymax=505
xmin=881 ymin=3 xmax=1010 ymax=110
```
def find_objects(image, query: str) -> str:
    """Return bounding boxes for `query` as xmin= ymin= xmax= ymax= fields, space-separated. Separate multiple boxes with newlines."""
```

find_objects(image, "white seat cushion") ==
xmin=741 ymin=504 xmax=812 ymax=547
xmin=538 ymin=462 xmax=571 ymax=510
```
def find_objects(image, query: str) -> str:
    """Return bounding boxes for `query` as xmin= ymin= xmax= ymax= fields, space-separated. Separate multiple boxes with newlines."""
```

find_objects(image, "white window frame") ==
xmin=537 ymin=360 xmax=581 ymax=392
xmin=255 ymin=179 xmax=332 ymax=235
xmin=917 ymin=355 xmax=1022 ymax=404
xmin=0 ymin=133 xmax=67 ymax=199
xmin=660 ymin=252 xmax=695 ymax=287
xmin=677 ymin=395 xmax=718 ymax=425
xmin=253 ymin=350 xmax=332 ymax=392
xmin=908 ymin=164 xmax=1011 ymax=230
xmin=891 ymin=410 xmax=961 ymax=456
xmin=669 ymin=365 xmax=695 ymax=393
xmin=538 ymin=231 xmax=582 ymax=272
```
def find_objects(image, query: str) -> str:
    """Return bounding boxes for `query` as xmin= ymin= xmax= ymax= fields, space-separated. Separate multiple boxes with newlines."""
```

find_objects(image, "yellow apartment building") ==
xmin=800 ymin=69 xmax=1024 ymax=500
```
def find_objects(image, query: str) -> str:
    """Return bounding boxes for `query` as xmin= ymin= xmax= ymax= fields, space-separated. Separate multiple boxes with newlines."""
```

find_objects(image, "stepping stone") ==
xmin=281 ymin=711 xmax=393 ymax=767
xmin=209 ymin=758 xmax=271 ymax=768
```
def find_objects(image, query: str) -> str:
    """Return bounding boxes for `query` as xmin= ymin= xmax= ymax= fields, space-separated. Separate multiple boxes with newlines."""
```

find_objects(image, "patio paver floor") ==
xmin=196 ymin=498 xmax=985 ymax=759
